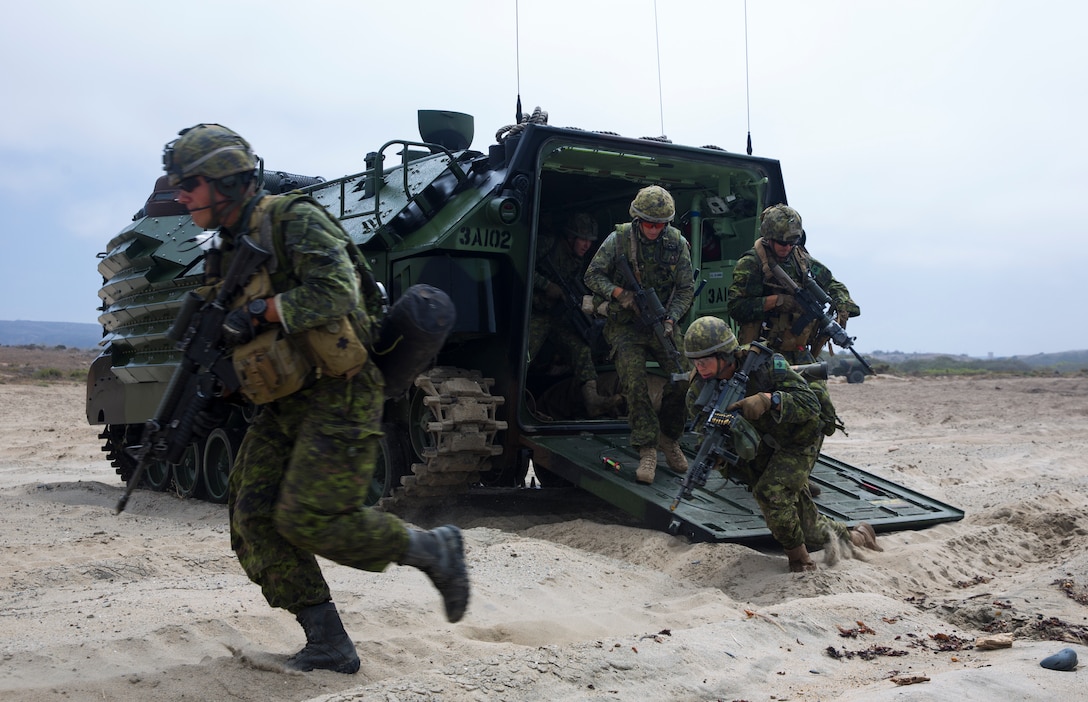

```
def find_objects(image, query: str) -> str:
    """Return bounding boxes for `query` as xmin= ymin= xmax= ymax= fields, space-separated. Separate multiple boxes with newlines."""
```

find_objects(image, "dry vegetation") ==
xmin=0 ymin=345 xmax=99 ymax=384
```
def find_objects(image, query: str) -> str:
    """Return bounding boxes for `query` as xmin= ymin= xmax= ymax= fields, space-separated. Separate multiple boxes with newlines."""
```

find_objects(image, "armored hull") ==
xmin=88 ymin=111 xmax=962 ymax=539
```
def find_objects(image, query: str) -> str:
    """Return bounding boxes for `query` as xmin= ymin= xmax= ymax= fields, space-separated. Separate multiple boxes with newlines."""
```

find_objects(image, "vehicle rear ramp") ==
xmin=526 ymin=432 xmax=964 ymax=543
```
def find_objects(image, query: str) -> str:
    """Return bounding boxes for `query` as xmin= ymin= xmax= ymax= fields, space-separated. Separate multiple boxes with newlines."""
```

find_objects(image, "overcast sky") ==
xmin=1 ymin=0 xmax=1084 ymax=357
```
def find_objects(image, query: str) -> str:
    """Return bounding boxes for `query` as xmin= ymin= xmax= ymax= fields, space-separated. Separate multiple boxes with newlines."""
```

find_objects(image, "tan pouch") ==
xmin=231 ymin=329 xmax=313 ymax=405
xmin=738 ymin=321 xmax=762 ymax=345
xmin=300 ymin=316 xmax=368 ymax=378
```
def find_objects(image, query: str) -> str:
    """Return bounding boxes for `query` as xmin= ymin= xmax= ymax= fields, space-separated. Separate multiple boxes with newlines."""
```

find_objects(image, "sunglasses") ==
xmin=770 ymin=239 xmax=796 ymax=247
xmin=177 ymin=176 xmax=203 ymax=193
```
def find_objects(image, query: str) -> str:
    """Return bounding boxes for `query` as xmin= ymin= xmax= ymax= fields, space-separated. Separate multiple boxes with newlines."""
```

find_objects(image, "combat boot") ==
xmin=784 ymin=545 xmax=818 ymax=573
xmin=582 ymin=380 xmax=620 ymax=418
xmin=286 ymin=601 xmax=360 ymax=674
xmin=658 ymin=435 xmax=688 ymax=474
xmin=849 ymin=521 xmax=883 ymax=551
xmin=635 ymin=446 xmax=658 ymax=485
xmin=399 ymin=525 xmax=470 ymax=622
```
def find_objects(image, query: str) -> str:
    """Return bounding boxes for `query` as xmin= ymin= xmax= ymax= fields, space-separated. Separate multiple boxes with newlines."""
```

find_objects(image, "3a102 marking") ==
xmin=458 ymin=226 xmax=512 ymax=250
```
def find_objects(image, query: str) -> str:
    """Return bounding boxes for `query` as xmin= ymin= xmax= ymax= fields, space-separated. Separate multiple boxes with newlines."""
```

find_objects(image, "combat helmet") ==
xmin=564 ymin=212 xmax=599 ymax=241
xmin=759 ymin=204 xmax=803 ymax=243
xmin=629 ymin=185 xmax=675 ymax=223
xmin=684 ymin=316 xmax=739 ymax=359
xmin=163 ymin=124 xmax=257 ymax=186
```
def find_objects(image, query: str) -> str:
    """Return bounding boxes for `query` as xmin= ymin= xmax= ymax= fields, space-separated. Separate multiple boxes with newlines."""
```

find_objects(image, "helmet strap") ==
xmin=716 ymin=353 xmax=737 ymax=379
xmin=207 ymin=175 xmax=256 ymax=230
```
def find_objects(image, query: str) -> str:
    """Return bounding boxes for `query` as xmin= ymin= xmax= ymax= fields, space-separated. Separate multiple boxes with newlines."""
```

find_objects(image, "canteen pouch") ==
xmin=300 ymin=316 xmax=369 ymax=378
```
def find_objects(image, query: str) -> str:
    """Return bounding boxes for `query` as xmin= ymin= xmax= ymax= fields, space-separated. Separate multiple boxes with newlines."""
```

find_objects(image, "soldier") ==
xmin=727 ymin=204 xmax=859 ymax=497
xmin=726 ymin=204 xmax=860 ymax=365
xmin=683 ymin=316 xmax=881 ymax=572
xmin=529 ymin=212 xmax=620 ymax=418
xmin=584 ymin=185 xmax=693 ymax=484
xmin=165 ymin=124 xmax=469 ymax=674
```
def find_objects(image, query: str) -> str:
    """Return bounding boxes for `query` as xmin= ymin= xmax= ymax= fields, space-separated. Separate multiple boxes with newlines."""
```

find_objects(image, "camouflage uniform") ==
xmin=686 ymin=350 xmax=849 ymax=550
xmin=167 ymin=123 xmax=466 ymax=674
xmin=727 ymin=206 xmax=858 ymax=463
xmin=219 ymin=193 xmax=409 ymax=614
xmin=528 ymin=233 xmax=597 ymax=385
xmin=584 ymin=222 xmax=693 ymax=448
xmin=727 ymin=242 xmax=859 ymax=366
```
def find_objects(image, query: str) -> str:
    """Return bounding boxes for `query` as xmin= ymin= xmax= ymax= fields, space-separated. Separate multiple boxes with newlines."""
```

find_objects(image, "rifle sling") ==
xmin=626 ymin=225 xmax=679 ymax=318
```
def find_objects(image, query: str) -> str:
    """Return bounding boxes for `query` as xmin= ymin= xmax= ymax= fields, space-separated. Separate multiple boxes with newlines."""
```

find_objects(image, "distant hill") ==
xmin=0 ymin=320 xmax=103 ymax=350
xmin=1008 ymin=349 xmax=1088 ymax=372
xmin=868 ymin=349 xmax=1088 ymax=372
xmin=2 ymin=320 xmax=1085 ymax=369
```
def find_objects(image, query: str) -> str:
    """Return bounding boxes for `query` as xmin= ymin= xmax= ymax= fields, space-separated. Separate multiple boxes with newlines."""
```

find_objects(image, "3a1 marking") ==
xmin=705 ymin=286 xmax=726 ymax=305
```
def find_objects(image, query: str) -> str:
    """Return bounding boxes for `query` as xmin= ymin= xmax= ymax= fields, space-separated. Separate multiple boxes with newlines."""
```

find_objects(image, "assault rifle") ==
xmin=669 ymin=341 xmax=773 ymax=511
xmin=115 ymin=235 xmax=271 ymax=514
xmin=539 ymin=255 xmax=600 ymax=345
xmin=770 ymin=263 xmax=874 ymax=375
xmin=614 ymin=254 xmax=687 ymax=380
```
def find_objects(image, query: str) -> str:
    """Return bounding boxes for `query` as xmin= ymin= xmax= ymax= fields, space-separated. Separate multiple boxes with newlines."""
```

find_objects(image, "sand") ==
xmin=1 ymin=374 xmax=1086 ymax=701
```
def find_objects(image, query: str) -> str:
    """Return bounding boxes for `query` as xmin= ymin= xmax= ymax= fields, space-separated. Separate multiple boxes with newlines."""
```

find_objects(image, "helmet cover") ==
xmin=164 ymin=123 xmax=257 ymax=186
xmin=629 ymin=185 xmax=676 ymax=223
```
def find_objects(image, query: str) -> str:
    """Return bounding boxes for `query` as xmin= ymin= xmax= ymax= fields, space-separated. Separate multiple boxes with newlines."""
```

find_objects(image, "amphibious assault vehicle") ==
xmin=87 ymin=108 xmax=962 ymax=541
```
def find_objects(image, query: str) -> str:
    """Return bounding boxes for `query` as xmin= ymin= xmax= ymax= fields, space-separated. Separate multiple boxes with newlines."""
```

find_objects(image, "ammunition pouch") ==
xmin=231 ymin=329 xmax=313 ymax=405
xmin=730 ymin=414 xmax=760 ymax=461
xmin=738 ymin=321 xmax=762 ymax=346
xmin=766 ymin=313 xmax=817 ymax=352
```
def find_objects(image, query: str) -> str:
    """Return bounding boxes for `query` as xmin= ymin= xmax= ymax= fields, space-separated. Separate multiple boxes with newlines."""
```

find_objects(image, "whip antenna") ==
xmin=744 ymin=0 xmax=752 ymax=154
xmin=654 ymin=0 xmax=665 ymax=137
xmin=515 ymin=0 xmax=523 ymax=122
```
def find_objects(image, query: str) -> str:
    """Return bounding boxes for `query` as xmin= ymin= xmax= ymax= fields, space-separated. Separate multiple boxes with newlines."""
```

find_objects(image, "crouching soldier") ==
xmin=682 ymin=316 xmax=881 ymax=572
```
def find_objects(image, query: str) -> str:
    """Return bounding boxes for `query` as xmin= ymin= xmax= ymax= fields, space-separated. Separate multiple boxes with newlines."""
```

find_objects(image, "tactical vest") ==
xmin=227 ymin=193 xmax=382 ymax=404
xmin=609 ymin=223 xmax=685 ymax=322
xmin=738 ymin=241 xmax=817 ymax=351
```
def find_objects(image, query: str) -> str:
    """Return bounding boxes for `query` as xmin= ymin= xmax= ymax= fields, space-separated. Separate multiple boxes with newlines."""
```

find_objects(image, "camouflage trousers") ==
xmin=605 ymin=323 xmax=689 ymax=448
xmin=528 ymin=313 xmax=597 ymax=385
xmin=735 ymin=441 xmax=848 ymax=551
xmin=229 ymin=362 xmax=408 ymax=614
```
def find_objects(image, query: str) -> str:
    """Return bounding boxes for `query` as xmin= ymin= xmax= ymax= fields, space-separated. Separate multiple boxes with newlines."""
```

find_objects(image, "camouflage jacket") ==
xmin=532 ymin=234 xmax=589 ymax=313
xmin=584 ymin=222 xmax=694 ymax=325
xmin=726 ymin=240 xmax=859 ymax=349
xmin=685 ymin=348 xmax=824 ymax=450
xmin=216 ymin=192 xmax=373 ymax=337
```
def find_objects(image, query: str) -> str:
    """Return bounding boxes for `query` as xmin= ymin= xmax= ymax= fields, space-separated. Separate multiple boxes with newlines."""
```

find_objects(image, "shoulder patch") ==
xmin=771 ymin=354 xmax=790 ymax=381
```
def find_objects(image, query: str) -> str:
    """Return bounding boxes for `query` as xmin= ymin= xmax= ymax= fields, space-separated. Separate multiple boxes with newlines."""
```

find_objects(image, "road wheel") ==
xmin=173 ymin=440 xmax=204 ymax=499
xmin=847 ymin=369 xmax=866 ymax=384
xmin=144 ymin=458 xmax=172 ymax=492
xmin=367 ymin=424 xmax=410 ymax=506
xmin=202 ymin=428 xmax=237 ymax=504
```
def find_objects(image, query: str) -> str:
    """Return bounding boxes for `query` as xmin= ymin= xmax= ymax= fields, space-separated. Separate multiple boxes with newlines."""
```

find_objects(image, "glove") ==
xmin=222 ymin=307 xmax=258 ymax=347
xmin=775 ymin=294 xmax=801 ymax=314
xmin=615 ymin=290 xmax=635 ymax=310
xmin=663 ymin=319 xmax=675 ymax=338
xmin=728 ymin=392 xmax=772 ymax=421
xmin=835 ymin=310 xmax=849 ymax=328
xmin=544 ymin=282 xmax=564 ymax=301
